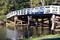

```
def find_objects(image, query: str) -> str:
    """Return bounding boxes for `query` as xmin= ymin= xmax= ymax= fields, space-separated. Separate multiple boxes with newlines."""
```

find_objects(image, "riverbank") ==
xmin=20 ymin=34 xmax=60 ymax=40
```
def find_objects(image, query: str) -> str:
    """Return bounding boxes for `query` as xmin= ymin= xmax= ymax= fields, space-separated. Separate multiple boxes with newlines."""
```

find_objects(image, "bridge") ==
xmin=6 ymin=7 xmax=44 ymax=18
xmin=6 ymin=5 xmax=60 ymax=39
xmin=6 ymin=5 xmax=60 ymax=18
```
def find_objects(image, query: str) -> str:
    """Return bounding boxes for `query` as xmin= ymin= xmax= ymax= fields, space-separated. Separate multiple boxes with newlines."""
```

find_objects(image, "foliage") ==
xmin=0 ymin=0 xmax=9 ymax=15
xmin=45 ymin=0 xmax=53 ymax=5
xmin=30 ymin=0 xmax=41 ymax=7
xmin=0 ymin=0 xmax=30 ymax=15
xmin=49 ymin=0 xmax=53 ymax=5
xmin=0 ymin=0 xmax=54 ymax=15
xmin=14 ymin=0 xmax=30 ymax=10
xmin=0 ymin=15 xmax=7 ymax=21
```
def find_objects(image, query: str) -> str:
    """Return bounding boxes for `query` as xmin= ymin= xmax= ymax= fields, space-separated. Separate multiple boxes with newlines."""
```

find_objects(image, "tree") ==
xmin=14 ymin=0 xmax=30 ymax=10
xmin=30 ymin=0 xmax=41 ymax=7
xmin=45 ymin=0 xmax=53 ymax=5
xmin=0 ymin=0 xmax=9 ymax=15
xmin=0 ymin=0 xmax=30 ymax=15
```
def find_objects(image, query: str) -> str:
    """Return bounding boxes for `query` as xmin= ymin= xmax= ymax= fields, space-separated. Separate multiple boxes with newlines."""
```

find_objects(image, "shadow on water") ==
xmin=41 ymin=38 xmax=60 ymax=40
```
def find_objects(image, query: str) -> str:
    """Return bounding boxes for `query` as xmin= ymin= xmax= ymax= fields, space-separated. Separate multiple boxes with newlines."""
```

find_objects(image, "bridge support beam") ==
xmin=51 ymin=14 xmax=55 ymax=34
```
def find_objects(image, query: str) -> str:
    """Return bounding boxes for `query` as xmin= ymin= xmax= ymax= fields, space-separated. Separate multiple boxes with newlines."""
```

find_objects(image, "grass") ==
xmin=20 ymin=34 xmax=60 ymax=40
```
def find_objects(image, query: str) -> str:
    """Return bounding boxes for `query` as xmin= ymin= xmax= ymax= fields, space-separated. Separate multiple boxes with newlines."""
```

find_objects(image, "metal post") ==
xmin=41 ymin=18 xmax=44 ymax=34
xmin=36 ymin=19 xmax=38 ymax=36
xmin=49 ymin=18 xmax=51 ymax=34
xmin=14 ymin=16 xmax=18 ymax=40
xmin=27 ymin=16 xmax=30 ymax=38
xmin=51 ymin=14 xmax=55 ymax=34
xmin=14 ymin=16 xmax=17 ymax=31
xmin=27 ymin=16 xmax=32 ymax=38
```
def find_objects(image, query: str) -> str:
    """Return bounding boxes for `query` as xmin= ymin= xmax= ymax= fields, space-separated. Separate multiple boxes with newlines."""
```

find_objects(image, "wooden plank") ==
xmin=55 ymin=25 xmax=60 ymax=29
xmin=55 ymin=29 xmax=60 ymax=31
xmin=43 ymin=27 xmax=49 ymax=28
xmin=55 ymin=21 xmax=60 ymax=23
xmin=16 ymin=24 xmax=28 ymax=25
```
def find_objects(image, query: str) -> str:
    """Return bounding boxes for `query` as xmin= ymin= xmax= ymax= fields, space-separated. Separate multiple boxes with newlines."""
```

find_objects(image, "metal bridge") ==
xmin=6 ymin=5 xmax=60 ymax=39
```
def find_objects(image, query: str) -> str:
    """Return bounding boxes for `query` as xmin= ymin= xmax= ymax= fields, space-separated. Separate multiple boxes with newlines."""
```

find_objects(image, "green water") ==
xmin=42 ymin=38 xmax=60 ymax=40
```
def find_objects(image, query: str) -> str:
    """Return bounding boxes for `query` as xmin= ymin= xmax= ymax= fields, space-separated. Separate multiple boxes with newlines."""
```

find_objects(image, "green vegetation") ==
xmin=0 ymin=0 xmax=54 ymax=15
xmin=19 ymin=34 xmax=60 ymax=40
xmin=0 ymin=0 xmax=59 ymax=40
xmin=0 ymin=15 xmax=6 ymax=21
xmin=0 ymin=0 xmax=30 ymax=15
xmin=0 ymin=27 xmax=6 ymax=40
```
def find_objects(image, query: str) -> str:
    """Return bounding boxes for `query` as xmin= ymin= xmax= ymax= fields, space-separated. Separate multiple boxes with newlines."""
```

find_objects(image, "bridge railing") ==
xmin=6 ymin=7 xmax=44 ymax=18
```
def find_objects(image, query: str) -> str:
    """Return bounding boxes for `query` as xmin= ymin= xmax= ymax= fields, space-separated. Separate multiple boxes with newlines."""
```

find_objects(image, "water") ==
xmin=41 ymin=38 xmax=60 ymax=40
xmin=6 ymin=29 xmax=17 ymax=40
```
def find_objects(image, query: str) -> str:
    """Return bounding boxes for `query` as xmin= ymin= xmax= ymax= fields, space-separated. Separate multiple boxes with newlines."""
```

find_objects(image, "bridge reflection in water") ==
xmin=6 ymin=14 xmax=54 ymax=39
